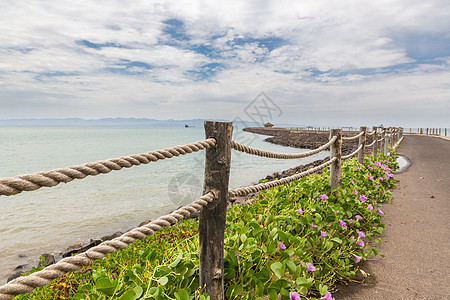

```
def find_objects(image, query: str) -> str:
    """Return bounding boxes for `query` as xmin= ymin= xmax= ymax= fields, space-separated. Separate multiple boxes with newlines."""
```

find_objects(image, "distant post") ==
xmin=372 ymin=126 xmax=378 ymax=160
xmin=329 ymin=129 xmax=342 ymax=190
xmin=199 ymin=121 xmax=232 ymax=299
xmin=384 ymin=129 xmax=390 ymax=155
xmin=357 ymin=127 xmax=366 ymax=165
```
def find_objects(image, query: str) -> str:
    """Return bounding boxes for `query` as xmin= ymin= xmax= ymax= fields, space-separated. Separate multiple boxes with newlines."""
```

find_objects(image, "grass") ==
xmin=16 ymin=150 xmax=399 ymax=300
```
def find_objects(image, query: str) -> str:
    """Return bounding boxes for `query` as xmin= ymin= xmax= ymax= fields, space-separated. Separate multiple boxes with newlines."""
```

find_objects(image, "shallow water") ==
xmin=0 ymin=126 xmax=329 ymax=282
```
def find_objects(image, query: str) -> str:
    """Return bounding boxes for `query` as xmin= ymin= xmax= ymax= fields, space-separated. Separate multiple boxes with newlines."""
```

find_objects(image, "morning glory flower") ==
xmin=353 ymin=190 xmax=358 ymax=195
xmin=368 ymin=175 xmax=374 ymax=180
xmin=320 ymin=230 xmax=327 ymax=238
xmin=295 ymin=208 xmax=303 ymax=215
xmin=311 ymin=223 xmax=318 ymax=229
xmin=319 ymin=194 xmax=328 ymax=200
xmin=349 ymin=180 xmax=355 ymax=184
xmin=305 ymin=262 xmax=316 ymax=273
xmin=289 ymin=291 xmax=301 ymax=300
xmin=357 ymin=231 xmax=365 ymax=238
xmin=355 ymin=215 xmax=362 ymax=221
xmin=367 ymin=204 xmax=374 ymax=211
xmin=353 ymin=254 xmax=362 ymax=263
xmin=357 ymin=239 xmax=365 ymax=247
xmin=322 ymin=291 xmax=335 ymax=300
xmin=339 ymin=220 xmax=347 ymax=229
xmin=369 ymin=167 xmax=373 ymax=171
xmin=348 ymin=219 xmax=353 ymax=224
xmin=332 ymin=209 xmax=339 ymax=214
xmin=359 ymin=194 xmax=367 ymax=202
xmin=378 ymin=208 xmax=384 ymax=215
xmin=279 ymin=242 xmax=286 ymax=250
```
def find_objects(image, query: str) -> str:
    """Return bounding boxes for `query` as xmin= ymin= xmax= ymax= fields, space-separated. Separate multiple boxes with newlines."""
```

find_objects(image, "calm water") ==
xmin=0 ymin=126 xmax=329 ymax=282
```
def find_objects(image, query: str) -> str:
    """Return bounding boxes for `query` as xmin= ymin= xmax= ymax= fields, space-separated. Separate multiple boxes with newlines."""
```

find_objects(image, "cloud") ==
xmin=0 ymin=0 xmax=449 ymax=127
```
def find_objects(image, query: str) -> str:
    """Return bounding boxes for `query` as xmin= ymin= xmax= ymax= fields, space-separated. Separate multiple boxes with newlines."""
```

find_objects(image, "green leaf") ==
xmin=158 ymin=276 xmax=169 ymax=286
xmin=270 ymin=262 xmax=285 ymax=279
xmin=95 ymin=277 xmax=118 ymax=296
xmin=170 ymin=257 xmax=182 ymax=268
xmin=331 ymin=237 xmax=343 ymax=244
xmin=285 ymin=260 xmax=297 ymax=275
xmin=226 ymin=284 xmax=243 ymax=299
xmin=119 ymin=290 xmax=137 ymax=300
xmin=174 ymin=289 xmax=190 ymax=300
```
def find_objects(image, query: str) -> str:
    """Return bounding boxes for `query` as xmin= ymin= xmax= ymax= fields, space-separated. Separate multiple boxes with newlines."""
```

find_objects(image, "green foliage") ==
xmin=16 ymin=154 xmax=398 ymax=299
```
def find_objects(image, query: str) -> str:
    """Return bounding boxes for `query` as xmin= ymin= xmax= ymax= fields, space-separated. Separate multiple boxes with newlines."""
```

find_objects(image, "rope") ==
xmin=366 ymin=139 xmax=376 ymax=147
xmin=0 ymin=139 xmax=217 ymax=197
xmin=377 ymin=137 xmax=384 ymax=143
xmin=366 ymin=130 xmax=376 ymax=136
xmin=0 ymin=192 xmax=217 ymax=300
xmin=228 ymin=157 xmax=336 ymax=198
xmin=342 ymin=131 xmax=364 ymax=141
xmin=230 ymin=136 xmax=337 ymax=159
xmin=342 ymin=144 xmax=363 ymax=160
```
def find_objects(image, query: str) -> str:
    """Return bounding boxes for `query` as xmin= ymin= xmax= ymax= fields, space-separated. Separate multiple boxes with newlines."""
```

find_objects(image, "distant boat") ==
xmin=185 ymin=124 xmax=189 ymax=128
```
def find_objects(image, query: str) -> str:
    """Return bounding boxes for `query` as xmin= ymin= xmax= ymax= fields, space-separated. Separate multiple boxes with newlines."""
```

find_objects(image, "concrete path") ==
xmin=335 ymin=135 xmax=450 ymax=300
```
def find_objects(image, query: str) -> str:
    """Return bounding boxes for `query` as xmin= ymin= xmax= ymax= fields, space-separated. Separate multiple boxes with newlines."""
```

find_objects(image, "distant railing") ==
xmin=0 ymin=122 xmax=404 ymax=300
xmin=403 ymin=128 xmax=448 ymax=137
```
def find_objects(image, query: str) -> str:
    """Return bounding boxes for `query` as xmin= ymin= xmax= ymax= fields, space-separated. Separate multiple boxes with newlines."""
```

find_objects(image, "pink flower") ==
xmin=359 ymin=194 xmax=367 ymax=202
xmin=348 ymin=219 xmax=353 ymax=224
xmin=323 ymin=291 xmax=335 ymax=300
xmin=349 ymin=180 xmax=355 ymax=184
xmin=368 ymin=175 xmax=374 ymax=180
xmin=355 ymin=215 xmax=362 ymax=221
xmin=353 ymin=190 xmax=358 ymax=195
xmin=279 ymin=242 xmax=286 ymax=250
xmin=320 ymin=230 xmax=327 ymax=238
xmin=311 ymin=223 xmax=318 ymax=229
xmin=369 ymin=167 xmax=373 ymax=171
xmin=367 ymin=204 xmax=374 ymax=211
xmin=353 ymin=254 xmax=362 ymax=263
xmin=357 ymin=239 xmax=365 ymax=247
xmin=339 ymin=220 xmax=347 ymax=229
xmin=306 ymin=262 xmax=316 ymax=273
xmin=319 ymin=194 xmax=328 ymax=200
xmin=357 ymin=231 xmax=365 ymax=238
xmin=295 ymin=208 xmax=303 ymax=215
xmin=332 ymin=209 xmax=339 ymax=214
xmin=290 ymin=291 xmax=301 ymax=300
xmin=378 ymin=208 xmax=384 ymax=215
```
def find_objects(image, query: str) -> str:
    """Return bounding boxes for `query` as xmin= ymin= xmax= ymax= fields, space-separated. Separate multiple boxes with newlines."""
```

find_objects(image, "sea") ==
xmin=0 ymin=126 xmax=329 ymax=283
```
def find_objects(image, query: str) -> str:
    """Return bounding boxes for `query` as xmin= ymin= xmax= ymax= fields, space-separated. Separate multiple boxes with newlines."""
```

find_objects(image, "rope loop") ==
xmin=342 ymin=131 xmax=364 ymax=141
xmin=342 ymin=144 xmax=363 ymax=160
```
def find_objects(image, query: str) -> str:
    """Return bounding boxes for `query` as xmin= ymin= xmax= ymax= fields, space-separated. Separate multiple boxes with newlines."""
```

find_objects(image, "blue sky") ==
xmin=0 ymin=0 xmax=449 ymax=127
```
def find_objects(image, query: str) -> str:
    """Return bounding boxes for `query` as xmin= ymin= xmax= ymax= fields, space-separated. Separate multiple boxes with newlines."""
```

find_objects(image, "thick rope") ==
xmin=0 ymin=192 xmax=217 ymax=300
xmin=0 ymin=139 xmax=217 ymax=197
xmin=377 ymin=137 xmax=384 ymax=143
xmin=342 ymin=144 xmax=363 ymax=160
xmin=366 ymin=130 xmax=376 ymax=136
xmin=228 ymin=157 xmax=336 ymax=198
xmin=230 ymin=136 xmax=336 ymax=159
xmin=342 ymin=131 xmax=364 ymax=141
xmin=366 ymin=139 xmax=376 ymax=147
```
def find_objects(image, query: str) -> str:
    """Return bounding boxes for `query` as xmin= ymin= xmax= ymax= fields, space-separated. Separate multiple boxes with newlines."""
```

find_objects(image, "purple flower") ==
xmin=323 ymin=291 xmax=335 ymax=300
xmin=319 ymin=194 xmax=328 ymax=200
xmin=306 ymin=262 xmax=316 ymax=273
xmin=353 ymin=254 xmax=362 ymax=263
xmin=368 ymin=175 xmax=374 ymax=180
xmin=290 ymin=291 xmax=301 ymax=300
xmin=343 ymin=189 xmax=347 ymax=193
xmin=332 ymin=209 xmax=339 ymax=214
xmin=359 ymin=194 xmax=367 ymax=202
xmin=357 ymin=239 xmax=365 ymax=247
xmin=295 ymin=208 xmax=303 ymax=215
xmin=320 ymin=230 xmax=327 ymax=238
xmin=348 ymin=218 xmax=353 ymax=224
xmin=369 ymin=167 xmax=373 ymax=171
xmin=279 ymin=242 xmax=286 ymax=250
xmin=367 ymin=204 xmax=374 ymax=211
xmin=349 ymin=180 xmax=355 ymax=184
xmin=355 ymin=215 xmax=362 ymax=221
xmin=339 ymin=219 xmax=347 ymax=229
xmin=353 ymin=190 xmax=358 ymax=195
xmin=311 ymin=223 xmax=318 ymax=229
xmin=378 ymin=208 xmax=384 ymax=215
xmin=354 ymin=167 xmax=360 ymax=171
xmin=111 ymin=274 xmax=115 ymax=279
xmin=357 ymin=231 xmax=365 ymax=238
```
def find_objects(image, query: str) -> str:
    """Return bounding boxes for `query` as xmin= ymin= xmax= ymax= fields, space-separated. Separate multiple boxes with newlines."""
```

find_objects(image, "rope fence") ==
xmin=0 ymin=121 xmax=404 ymax=299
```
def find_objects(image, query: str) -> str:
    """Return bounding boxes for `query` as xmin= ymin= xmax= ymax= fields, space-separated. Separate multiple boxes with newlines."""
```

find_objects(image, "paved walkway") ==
xmin=335 ymin=135 xmax=450 ymax=299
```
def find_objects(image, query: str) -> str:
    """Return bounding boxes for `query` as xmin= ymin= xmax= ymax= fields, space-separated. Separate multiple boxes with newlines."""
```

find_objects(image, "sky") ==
xmin=0 ymin=0 xmax=449 ymax=127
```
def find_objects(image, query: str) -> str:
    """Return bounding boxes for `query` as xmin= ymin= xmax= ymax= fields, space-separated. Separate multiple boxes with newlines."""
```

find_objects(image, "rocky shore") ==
xmin=6 ymin=127 xmax=376 ymax=282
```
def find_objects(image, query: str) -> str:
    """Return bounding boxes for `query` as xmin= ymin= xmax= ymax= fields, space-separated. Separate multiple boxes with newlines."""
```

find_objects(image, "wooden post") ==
xmin=329 ymin=129 xmax=342 ymax=190
xmin=199 ymin=121 xmax=232 ymax=299
xmin=372 ymin=126 xmax=378 ymax=161
xmin=384 ymin=129 xmax=389 ymax=155
xmin=357 ymin=126 xmax=367 ymax=165
xmin=380 ymin=129 xmax=385 ymax=154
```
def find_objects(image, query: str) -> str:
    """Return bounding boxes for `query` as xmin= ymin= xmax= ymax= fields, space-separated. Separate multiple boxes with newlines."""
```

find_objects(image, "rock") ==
xmin=101 ymin=231 xmax=123 ymax=241
xmin=62 ymin=239 xmax=102 ymax=258
xmin=7 ymin=264 xmax=32 ymax=282
xmin=38 ymin=253 xmax=55 ymax=268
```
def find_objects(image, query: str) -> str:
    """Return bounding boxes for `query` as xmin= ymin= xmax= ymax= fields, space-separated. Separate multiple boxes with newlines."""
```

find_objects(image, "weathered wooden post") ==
xmin=199 ymin=121 xmax=232 ymax=299
xmin=384 ymin=129 xmax=390 ymax=155
xmin=372 ymin=126 xmax=378 ymax=160
xmin=357 ymin=127 xmax=367 ymax=165
xmin=445 ymin=128 xmax=447 ymax=136
xmin=329 ymin=129 xmax=342 ymax=190
xmin=380 ymin=129 xmax=385 ymax=154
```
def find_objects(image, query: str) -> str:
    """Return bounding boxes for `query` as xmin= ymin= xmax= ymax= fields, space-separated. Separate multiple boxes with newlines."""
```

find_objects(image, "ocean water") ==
xmin=0 ymin=126 xmax=329 ymax=283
